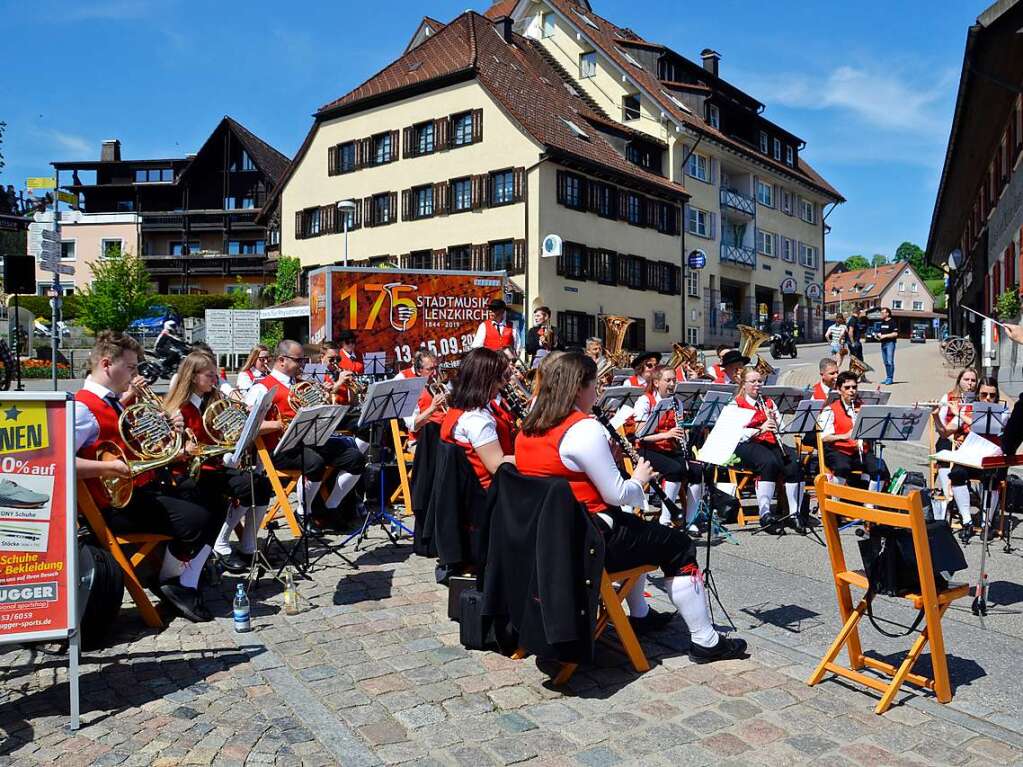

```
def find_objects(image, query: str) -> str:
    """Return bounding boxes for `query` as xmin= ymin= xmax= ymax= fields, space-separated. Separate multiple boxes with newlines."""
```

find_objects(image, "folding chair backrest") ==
xmin=816 ymin=430 xmax=830 ymax=475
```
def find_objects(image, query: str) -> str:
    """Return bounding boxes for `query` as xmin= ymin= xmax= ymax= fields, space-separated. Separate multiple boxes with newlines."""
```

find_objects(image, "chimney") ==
xmin=101 ymin=139 xmax=121 ymax=162
xmin=700 ymin=49 xmax=720 ymax=77
xmin=495 ymin=16 xmax=513 ymax=43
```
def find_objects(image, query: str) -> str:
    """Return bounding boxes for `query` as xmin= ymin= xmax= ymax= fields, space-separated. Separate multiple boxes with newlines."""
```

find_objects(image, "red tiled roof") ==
xmin=542 ymin=0 xmax=844 ymax=202
xmin=318 ymin=12 xmax=686 ymax=198
xmin=484 ymin=0 xmax=517 ymax=20
xmin=824 ymin=261 xmax=907 ymax=301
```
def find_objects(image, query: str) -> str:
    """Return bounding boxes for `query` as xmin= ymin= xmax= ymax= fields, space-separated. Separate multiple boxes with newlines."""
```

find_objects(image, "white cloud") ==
xmin=50 ymin=131 xmax=91 ymax=157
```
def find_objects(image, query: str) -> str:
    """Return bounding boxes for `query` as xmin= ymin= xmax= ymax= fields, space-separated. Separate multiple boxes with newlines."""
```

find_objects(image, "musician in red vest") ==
xmin=818 ymin=371 xmax=891 ymax=492
xmin=945 ymin=377 xmax=1003 ymax=542
xmin=810 ymin=358 xmax=839 ymax=401
xmin=708 ymin=345 xmax=734 ymax=383
xmin=394 ymin=350 xmax=447 ymax=441
xmin=236 ymin=344 xmax=270 ymax=392
xmin=625 ymin=351 xmax=659 ymax=387
xmin=712 ymin=349 xmax=746 ymax=385
xmin=731 ymin=367 xmax=805 ymax=532
xmin=472 ymin=298 xmax=517 ymax=353
xmin=439 ymin=348 xmax=516 ymax=489
xmin=245 ymin=339 xmax=366 ymax=519
xmin=515 ymin=352 xmax=746 ymax=660
xmin=74 ymin=331 xmax=223 ymax=622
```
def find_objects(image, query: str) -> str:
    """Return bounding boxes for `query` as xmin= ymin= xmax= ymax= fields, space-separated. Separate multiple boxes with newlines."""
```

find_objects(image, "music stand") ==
xmin=635 ymin=396 xmax=676 ymax=439
xmin=827 ymin=390 xmax=891 ymax=406
xmin=782 ymin=400 xmax=824 ymax=436
xmin=596 ymin=385 xmax=645 ymax=412
xmin=762 ymin=387 xmax=807 ymax=415
xmin=966 ymin=402 xmax=1008 ymax=617
xmin=342 ymin=377 xmax=426 ymax=550
xmin=303 ymin=362 xmax=329 ymax=385
xmin=272 ymin=405 xmax=350 ymax=576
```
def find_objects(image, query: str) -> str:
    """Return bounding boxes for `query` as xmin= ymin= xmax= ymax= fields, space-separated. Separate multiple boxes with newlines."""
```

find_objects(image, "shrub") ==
xmin=19 ymin=359 xmax=72 ymax=379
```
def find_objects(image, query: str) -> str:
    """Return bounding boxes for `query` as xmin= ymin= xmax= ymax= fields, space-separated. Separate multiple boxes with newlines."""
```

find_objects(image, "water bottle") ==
xmin=283 ymin=568 xmax=300 ymax=615
xmin=233 ymin=583 xmax=251 ymax=633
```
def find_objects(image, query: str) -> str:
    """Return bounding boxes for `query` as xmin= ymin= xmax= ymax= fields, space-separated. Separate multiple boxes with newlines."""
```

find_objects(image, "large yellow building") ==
xmin=266 ymin=1 xmax=841 ymax=350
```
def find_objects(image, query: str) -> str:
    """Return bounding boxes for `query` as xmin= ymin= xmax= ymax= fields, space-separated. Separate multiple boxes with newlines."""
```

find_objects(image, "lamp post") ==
xmin=337 ymin=200 xmax=357 ymax=267
xmin=946 ymin=249 xmax=961 ymax=336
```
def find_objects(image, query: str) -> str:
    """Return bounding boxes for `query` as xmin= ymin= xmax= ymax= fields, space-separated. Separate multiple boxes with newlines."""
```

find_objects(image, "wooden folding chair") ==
xmin=76 ymin=481 xmax=170 ymax=629
xmin=255 ymin=436 xmax=303 ymax=537
xmin=387 ymin=419 xmax=414 ymax=513
xmin=729 ymin=467 xmax=758 ymax=526
xmin=513 ymin=565 xmax=655 ymax=685
xmin=808 ymin=476 xmax=969 ymax=714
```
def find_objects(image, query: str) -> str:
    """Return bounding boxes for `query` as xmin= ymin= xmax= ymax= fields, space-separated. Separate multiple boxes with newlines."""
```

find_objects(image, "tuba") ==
xmin=738 ymin=324 xmax=777 ymax=379
xmin=849 ymin=356 xmax=873 ymax=382
xmin=96 ymin=383 xmax=183 ymax=509
xmin=666 ymin=342 xmax=696 ymax=372
xmin=595 ymin=315 xmax=635 ymax=386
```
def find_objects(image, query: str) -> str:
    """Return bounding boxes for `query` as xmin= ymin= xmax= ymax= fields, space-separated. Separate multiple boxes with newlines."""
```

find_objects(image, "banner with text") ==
xmin=0 ymin=394 xmax=76 ymax=645
xmin=311 ymin=267 xmax=505 ymax=369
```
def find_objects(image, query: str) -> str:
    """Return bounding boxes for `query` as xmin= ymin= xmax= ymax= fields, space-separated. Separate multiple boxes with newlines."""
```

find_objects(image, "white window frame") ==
xmin=100 ymin=238 xmax=123 ymax=259
xmin=579 ymin=51 xmax=597 ymax=79
xmin=912 ymin=300 xmax=924 ymax=311
xmin=911 ymin=282 xmax=918 ymax=293
xmin=60 ymin=239 xmax=76 ymax=261
xmin=759 ymin=131 xmax=769 ymax=153
xmin=756 ymin=180 xmax=774 ymax=207
xmin=773 ymin=137 xmax=782 ymax=160
xmin=686 ymin=327 xmax=699 ymax=346
xmin=782 ymin=237 xmax=794 ymax=263
xmin=785 ymin=145 xmax=794 ymax=166
xmin=685 ymin=152 xmax=709 ymax=182
xmin=799 ymin=198 xmax=817 ymax=224
xmin=781 ymin=189 xmax=793 ymax=215
xmin=757 ymin=229 xmax=776 ymax=257
xmin=892 ymin=299 xmax=903 ymax=310
xmin=687 ymin=268 xmax=700 ymax=297
xmin=898 ymin=281 xmax=905 ymax=292
xmin=687 ymin=206 xmax=709 ymax=237
xmin=798 ymin=242 xmax=818 ymax=269
xmin=708 ymin=103 xmax=720 ymax=129
xmin=542 ymin=12 xmax=555 ymax=38
xmin=622 ymin=94 xmax=641 ymax=122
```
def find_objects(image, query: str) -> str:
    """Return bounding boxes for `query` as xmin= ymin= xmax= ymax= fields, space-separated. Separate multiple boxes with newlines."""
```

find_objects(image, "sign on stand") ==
xmin=0 ymin=392 xmax=79 ymax=728
xmin=204 ymin=309 xmax=261 ymax=359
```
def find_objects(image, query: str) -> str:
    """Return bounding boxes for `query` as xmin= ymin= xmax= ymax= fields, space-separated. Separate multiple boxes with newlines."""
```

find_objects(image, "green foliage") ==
xmin=161 ymin=293 xmax=235 ymax=318
xmin=76 ymin=248 xmax=155 ymax=332
xmin=266 ymin=256 xmax=301 ymax=305
xmin=924 ymin=278 xmax=945 ymax=297
xmin=995 ymin=285 xmax=1021 ymax=320
xmin=844 ymin=255 xmax=870 ymax=270
xmin=871 ymin=254 xmax=888 ymax=267
xmin=261 ymin=321 xmax=284 ymax=349
xmin=895 ymin=241 xmax=941 ymax=280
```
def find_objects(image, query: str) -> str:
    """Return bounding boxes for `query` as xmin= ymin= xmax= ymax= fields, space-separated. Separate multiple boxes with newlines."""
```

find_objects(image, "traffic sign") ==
xmin=687 ymin=250 xmax=707 ymax=269
xmin=805 ymin=283 xmax=823 ymax=300
xmin=26 ymin=177 xmax=56 ymax=190
xmin=56 ymin=191 xmax=77 ymax=206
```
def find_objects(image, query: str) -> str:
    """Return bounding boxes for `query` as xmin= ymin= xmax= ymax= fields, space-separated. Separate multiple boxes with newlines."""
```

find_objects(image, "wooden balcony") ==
xmin=140 ymin=209 xmax=261 ymax=231
xmin=140 ymin=253 xmax=269 ymax=276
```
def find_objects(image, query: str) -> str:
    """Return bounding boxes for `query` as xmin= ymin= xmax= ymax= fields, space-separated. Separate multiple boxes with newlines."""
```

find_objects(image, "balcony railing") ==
xmin=140 ymin=209 xmax=260 ymax=230
xmin=720 ymin=243 xmax=756 ymax=268
xmin=140 ymin=253 xmax=269 ymax=276
xmin=720 ymin=188 xmax=755 ymax=216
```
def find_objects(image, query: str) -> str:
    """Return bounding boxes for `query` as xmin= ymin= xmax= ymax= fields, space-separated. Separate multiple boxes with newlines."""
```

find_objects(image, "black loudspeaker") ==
xmin=4 ymin=255 xmax=36 ymax=294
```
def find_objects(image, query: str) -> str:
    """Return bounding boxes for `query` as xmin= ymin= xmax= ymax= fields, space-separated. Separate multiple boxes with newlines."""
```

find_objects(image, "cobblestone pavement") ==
xmin=3 ymin=341 xmax=1023 ymax=765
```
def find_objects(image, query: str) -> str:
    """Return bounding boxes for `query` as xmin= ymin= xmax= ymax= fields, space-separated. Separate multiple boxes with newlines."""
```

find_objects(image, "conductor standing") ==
xmin=472 ymin=298 xmax=517 ymax=353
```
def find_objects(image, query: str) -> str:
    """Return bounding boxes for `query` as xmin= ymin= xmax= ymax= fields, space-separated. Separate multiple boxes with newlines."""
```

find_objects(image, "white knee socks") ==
xmin=214 ymin=504 xmax=247 ymax=556
xmin=868 ymin=479 xmax=882 ymax=492
xmin=178 ymin=545 xmax=212 ymax=590
xmin=952 ymin=484 xmax=973 ymax=522
xmin=785 ymin=482 xmax=802 ymax=516
xmin=987 ymin=490 xmax=1000 ymax=525
xmin=327 ymin=472 xmax=361 ymax=508
xmin=297 ymin=479 xmax=322 ymax=514
xmin=686 ymin=483 xmax=703 ymax=526
xmin=242 ymin=506 xmax=261 ymax=554
xmin=354 ymin=437 xmax=370 ymax=454
xmin=159 ymin=549 xmax=185 ymax=582
xmin=664 ymin=481 xmax=681 ymax=503
xmin=665 ymin=573 xmax=718 ymax=648
xmin=756 ymin=481 xmax=776 ymax=518
xmin=626 ymin=573 xmax=649 ymax=618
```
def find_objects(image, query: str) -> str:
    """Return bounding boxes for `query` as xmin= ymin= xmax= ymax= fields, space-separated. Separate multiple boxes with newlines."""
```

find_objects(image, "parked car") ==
xmin=910 ymin=324 xmax=928 ymax=343
xmin=128 ymin=305 xmax=182 ymax=335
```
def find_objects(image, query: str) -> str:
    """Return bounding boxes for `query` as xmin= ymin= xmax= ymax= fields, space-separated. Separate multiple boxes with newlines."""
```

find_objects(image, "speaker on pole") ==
xmin=4 ymin=255 xmax=36 ymax=295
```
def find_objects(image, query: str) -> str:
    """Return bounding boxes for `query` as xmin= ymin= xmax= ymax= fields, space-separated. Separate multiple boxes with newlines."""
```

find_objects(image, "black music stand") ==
xmin=272 ymin=405 xmax=349 ymax=577
xmin=596 ymin=385 xmax=645 ymax=412
xmin=966 ymin=403 xmax=1008 ymax=617
xmin=762 ymin=386 xmax=807 ymax=415
xmin=342 ymin=376 xmax=425 ymax=551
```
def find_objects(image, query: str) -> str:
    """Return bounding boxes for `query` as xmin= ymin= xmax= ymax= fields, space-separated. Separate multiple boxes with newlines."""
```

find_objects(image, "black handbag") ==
xmin=458 ymin=589 xmax=489 ymax=650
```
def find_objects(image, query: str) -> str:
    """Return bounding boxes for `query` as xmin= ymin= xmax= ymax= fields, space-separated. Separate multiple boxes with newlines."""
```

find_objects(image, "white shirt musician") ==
xmin=471 ymin=298 xmax=517 ymax=353
xmin=817 ymin=371 xmax=891 ymax=491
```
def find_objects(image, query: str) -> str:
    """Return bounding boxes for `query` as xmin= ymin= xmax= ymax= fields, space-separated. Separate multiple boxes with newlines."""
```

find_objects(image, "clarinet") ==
xmin=591 ymin=405 xmax=684 ymax=521
xmin=671 ymin=395 xmax=688 ymax=456
xmin=757 ymin=395 xmax=790 ymax=464
xmin=500 ymin=384 xmax=529 ymax=422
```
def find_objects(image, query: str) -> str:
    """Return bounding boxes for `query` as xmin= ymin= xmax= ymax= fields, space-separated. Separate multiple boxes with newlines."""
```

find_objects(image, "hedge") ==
xmin=11 ymin=293 xmax=237 ymax=321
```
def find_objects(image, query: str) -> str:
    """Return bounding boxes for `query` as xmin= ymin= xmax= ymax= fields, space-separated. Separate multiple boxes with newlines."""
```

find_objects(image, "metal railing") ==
xmin=720 ymin=243 xmax=756 ymax=268
xmin=719 ymin=188 xmax=755 ymax=216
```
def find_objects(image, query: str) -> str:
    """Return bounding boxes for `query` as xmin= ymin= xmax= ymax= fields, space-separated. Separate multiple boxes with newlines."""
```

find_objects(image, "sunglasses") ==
xmin=281 ymin=354 xmax=308 ymax=363
xmin=978 ymin=391 xmax=997 ymax=400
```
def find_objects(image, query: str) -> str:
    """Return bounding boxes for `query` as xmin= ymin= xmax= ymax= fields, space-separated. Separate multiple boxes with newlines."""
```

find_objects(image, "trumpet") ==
xmin=427 ymin=374 xmax=450 ymax=414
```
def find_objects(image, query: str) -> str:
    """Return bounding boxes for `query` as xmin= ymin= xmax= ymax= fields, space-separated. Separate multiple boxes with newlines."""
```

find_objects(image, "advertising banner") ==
xmin=310 ymin=267 xmax=505 ymax=368
xmin=0 ymin=393 xmax=76 ymax=645
xmin=309 ymin=270 xmax=328 ymax=344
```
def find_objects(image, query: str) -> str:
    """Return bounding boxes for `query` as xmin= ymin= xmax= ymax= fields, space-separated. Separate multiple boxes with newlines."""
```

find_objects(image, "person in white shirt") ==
xmin=471 ymin=298 xmax=517 ymax=353
xmin=237 ymin=344 xmax=270 ymax=392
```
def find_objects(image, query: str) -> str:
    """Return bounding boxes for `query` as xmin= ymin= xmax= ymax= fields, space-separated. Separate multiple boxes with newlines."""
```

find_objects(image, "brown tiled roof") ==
xmin=824 ymin=261 xmax=908 ymax=301
xmin=483 ymin=1 xmax=517 ymax=20
xmin=318 ymin=12 xmax=686 ymax=198
xmin=543 ymin=0 xmax=844 ymax=202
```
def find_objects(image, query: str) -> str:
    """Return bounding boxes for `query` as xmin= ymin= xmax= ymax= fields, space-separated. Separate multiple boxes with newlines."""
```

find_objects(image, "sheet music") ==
xmin=931 ymin=430 xmax=1004 ymax=467
xmin=697 ymin=406 xmax=754 ymax=466
xmin=610 ymin=404 xmax=635 ymax=430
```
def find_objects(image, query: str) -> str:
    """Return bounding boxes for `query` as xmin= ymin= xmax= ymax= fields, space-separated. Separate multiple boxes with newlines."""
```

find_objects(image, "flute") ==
xmin=591 ymin=404 xmax=684 ymax=521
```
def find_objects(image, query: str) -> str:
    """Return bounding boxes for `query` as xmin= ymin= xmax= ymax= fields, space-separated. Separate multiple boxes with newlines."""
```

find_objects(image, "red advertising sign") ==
xmin=310 ymin=267 xmax=505 ymax=368
xmin=0 ymin=393 xmax=76 ymax=644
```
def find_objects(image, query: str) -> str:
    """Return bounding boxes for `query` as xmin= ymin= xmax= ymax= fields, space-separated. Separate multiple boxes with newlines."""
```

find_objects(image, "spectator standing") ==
xmin=825 ymin=314 xmax=848 ymax=369
xmin=877 ymin=307 xmax=899 ymax=384
xmin=846 ymin=308 xmax=865 ymax=362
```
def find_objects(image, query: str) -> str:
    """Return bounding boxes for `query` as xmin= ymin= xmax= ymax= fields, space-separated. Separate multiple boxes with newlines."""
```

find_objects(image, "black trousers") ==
xmin=824 ymin=447 xmax=890 ymax=484
xmin=734 ymin=441 xmax=801 ymax=483
xmin=104 ymin=481 xmax=224 ymax=561
xmin=274 ymin=437 xmax=366 ymax=481
xmin=638 ymin=446 xmax=703 ymax=484
xmin=197 ymin=467 xmax=272 ymax=507
xmin=594 ymin=507 xmax=697 ymax=576
xmin=949 ymin=465 xmax=1005 ymax=486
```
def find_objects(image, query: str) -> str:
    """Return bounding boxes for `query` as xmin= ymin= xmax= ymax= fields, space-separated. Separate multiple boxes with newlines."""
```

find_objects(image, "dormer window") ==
xmin=562 ymin=118 xmax=590 ymax=140
xmin=579 ymin=51 xmax=597 ymax=79
xmin=759 ymin=131 xmax=769 ymax=154
xmin=773 ymin=138 xmax=782 ymax=161
xmin=707 ymin=104 xmax=720 ymax=129
xmin=785 ymin=145 xmax=795 ymax=166
xmin=623 ymin=94 xmax=640 ymax=122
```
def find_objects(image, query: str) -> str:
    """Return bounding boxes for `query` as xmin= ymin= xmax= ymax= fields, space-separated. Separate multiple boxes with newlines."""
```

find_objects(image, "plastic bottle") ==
xmin=233 ymin=583 xmax=251 ymax=633
xmin=283 ymin=568 xmax=300 ymax=615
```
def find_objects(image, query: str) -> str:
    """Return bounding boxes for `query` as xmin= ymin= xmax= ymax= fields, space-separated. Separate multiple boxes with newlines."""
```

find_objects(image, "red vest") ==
xmin=712 ymin=363 xmax=728 ymax=384
xmin=812 ymin=382 xmax=830 ymax=401
xmin=179 ymin=400 xmax=212 ymax=444
xmin=734 ymin=396 xmax=778 ymax=445
xmin=626 ymin=374 xmax=643 ymax=387
xmin=440 ymin=407 xmax=512 ymax=490
xmin=398 ymin=368 xmax=441 ymax=438
xmin=482 ymin=320 xmax=515 ymax=350
xmin=674 ymin=366 xmax=687 ymax=382
xmin=334 ymin=351 xmax=365 ymax=405
xmin=641 ymin=392 xmax=677 ymax=453
xmin=490 ymin=398 xmax=518 ymax=449
xmin=75 ymin=389 xmax=154 ymax=508
xmin=515 ymin=411 xmax=605 ymax=514
xmin=262 ymin=375 xmax=296 ymax=450
xmin=827 ymin=400 xmax=861 ymax=454
xmin=241 ymin=368 xmax=262 ymax=385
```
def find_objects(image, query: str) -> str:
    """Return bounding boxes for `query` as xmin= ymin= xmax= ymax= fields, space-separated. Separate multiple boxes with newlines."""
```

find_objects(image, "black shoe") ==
xmin=689 ymin=634 xmax=749 ymax=664
xmin=629 ymin=608 xmax=675 ymax=635
xmin=158 ymin=581 xmax=213 ymax=623
xmin=985 ymin=523 xmax=1000 ymax=542
xmin=959 ymin=522 xmax=975 ymax=543
xmin=217 ymin=552 xmax=250 ymax=575
xmin=759 ymin=512 xmax=783 ymax=534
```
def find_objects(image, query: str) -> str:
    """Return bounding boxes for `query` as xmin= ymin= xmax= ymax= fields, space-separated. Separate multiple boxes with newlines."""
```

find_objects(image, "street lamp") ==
xmin=337 ymin=200 xmax=357 ymax=267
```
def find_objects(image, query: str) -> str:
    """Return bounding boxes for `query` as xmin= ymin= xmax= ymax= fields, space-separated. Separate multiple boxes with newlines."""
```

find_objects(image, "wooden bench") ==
xmin=808 ymin=475 xmax=969 ymax=714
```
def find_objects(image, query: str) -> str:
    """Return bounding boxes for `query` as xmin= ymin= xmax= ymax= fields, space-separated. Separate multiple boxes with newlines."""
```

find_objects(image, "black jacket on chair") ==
xmin=426 ymin=440 xmax=487 ymax=567
xmin=480 ymin=465 xmax=604 ymax=664
xmin=411 ymin=422 xmax=441 ymax=557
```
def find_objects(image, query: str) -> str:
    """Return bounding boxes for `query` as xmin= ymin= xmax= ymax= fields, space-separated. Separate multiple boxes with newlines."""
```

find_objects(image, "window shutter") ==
xmin=353 ymin=141 xmax=362 ymax=170
xmin=556 ymin=170 xmax=566 ymax=205
xmin=556 ymin=252 xmax=565 ymax=276
xmin=618 ymin=191 xmax=628 ymax=220
xmin=435 ymin=117 xmax=449 ymax=150
xmin=472 ymin=174 xmax=488 ymax=209
xmin=608 ymin=252 xmax=618 ymax=286
xmin=674 ymin=265 xmax=681 ymax=293
xmin=402 ymin=127 xmax=414 ymax=159
xmin=432 ymin=248 xmax=446 ymax=270
xmin=513 ymin=167 xmax=525 ymax=202
xmin=388 ymin=192 xmax=398 ymax=223
xmin=401 ymin=189 xmax=411 ymax=221
xmin=710 ymin=157 xmax=719 ymax=186
xmin=327 ymin=145 xmax=338 ymax=176
xmin=471 ymin=244 xmax=486 ymax=271
xmin=294 ymin=210 xmax=304 ymax=239
xmin=398 ymin=253 xmax=409 ymax=269
xmin=513 ymin=239 xmax=525 ymax=273
xmin=353 ymin=202 xmax=362 ymax=228
xmin=472 ymin=108 xmax=483 ymax=143
xmin=709 ymin=212 xmax=717 ymax=240
xmin=586 ymin=181 xmax=598 ymax=213
xmin=363 ymin=197 xmax=373 ymax=227
xmin=320 ymin=204 xmax=332 ymax=234
xmin=361 ymin=137 xmax=373 ymax=167
xmin=433 ymin=181 xmax=448 ymax=215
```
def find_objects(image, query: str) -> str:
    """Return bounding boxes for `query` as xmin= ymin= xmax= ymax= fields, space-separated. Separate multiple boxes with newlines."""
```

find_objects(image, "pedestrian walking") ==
xmin=877 ymin=307 xmax=899 ymax=384
xmin=825 ymin=313 xmax=848 ymax=369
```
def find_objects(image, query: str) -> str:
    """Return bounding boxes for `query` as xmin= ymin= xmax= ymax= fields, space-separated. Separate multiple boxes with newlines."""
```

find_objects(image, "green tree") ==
xmin=77 ymin=247 xmax=155 ymax=332
xmin=844 ymin=255 xmax=870 ymax=270
xmin=871 ymin=254 xmax=888 ymax=267
xmin=894 ymin=241 xmax=941 ymax=279
xmin=0 ymin=121 xmax=6 ymax=175
xmin=261 ymin=256 xmax=301 ymax=347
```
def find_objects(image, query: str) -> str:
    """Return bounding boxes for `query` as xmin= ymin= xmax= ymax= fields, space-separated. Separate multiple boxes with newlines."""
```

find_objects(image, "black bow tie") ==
xmin=104 ymin=393 xmax=123 ymax=414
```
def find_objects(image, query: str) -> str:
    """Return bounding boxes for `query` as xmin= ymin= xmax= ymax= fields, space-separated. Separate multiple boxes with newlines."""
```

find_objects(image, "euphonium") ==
xmin=848 ymin=356 xmax=873 ymax=382
xmin=595 ymin=315 xmax=635 ymax=387
xmin=738 ymin=324 xmax=777 ymax=378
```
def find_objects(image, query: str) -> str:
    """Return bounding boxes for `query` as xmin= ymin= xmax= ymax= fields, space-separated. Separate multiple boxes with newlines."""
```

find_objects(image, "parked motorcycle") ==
xmin=770 ymin=327 xmax=798 ymax=359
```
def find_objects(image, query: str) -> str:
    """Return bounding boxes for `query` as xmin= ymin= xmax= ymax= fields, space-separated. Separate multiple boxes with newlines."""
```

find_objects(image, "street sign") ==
xmin=780 ymin=277 xmax=798 ymax=294
xmin=687 ymin=250 xmax=707 ymax=269
xmin=205 ymin=309 xmax=261 ymax=355
xmin=40 ymin=228 xmax=59 ymax=243
xmin=56 ymin=191 xmax=77 ymax=206
xmin=805 ymin=283 xmax=823 ymax=300
xmin=54 ymin=264 xmax=75 ymax=276
xmin=26 ymin=177 xmax=56 ymax=190
xmin=29 ymin=241 xmax=60 ymax=259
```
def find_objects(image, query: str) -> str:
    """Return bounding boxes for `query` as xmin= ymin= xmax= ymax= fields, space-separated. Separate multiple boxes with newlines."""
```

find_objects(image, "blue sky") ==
xmin=0 ymin=0 xmax=981 ymax=262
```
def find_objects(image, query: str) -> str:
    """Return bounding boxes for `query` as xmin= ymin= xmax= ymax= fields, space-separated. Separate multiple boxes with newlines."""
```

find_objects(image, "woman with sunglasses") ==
xmin=932 ymin=368 xmax=978 ymax=520
xmin=515 ymin=353 xmax=746 ymax=661
xmin=947 ymin=377 xmax=1004 ymax=541
xmin=237 ymin=344 xmax=271 ymax=392
xmin=818 ymin=370 xmax=891 ymax=490
xmin=731 ymin=367 xmax=805 ymax=531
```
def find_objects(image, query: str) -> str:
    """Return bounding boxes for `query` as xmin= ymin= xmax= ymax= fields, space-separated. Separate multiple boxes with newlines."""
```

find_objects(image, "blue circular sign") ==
xmin=687 ymin=251 xmax=706 ymax=270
